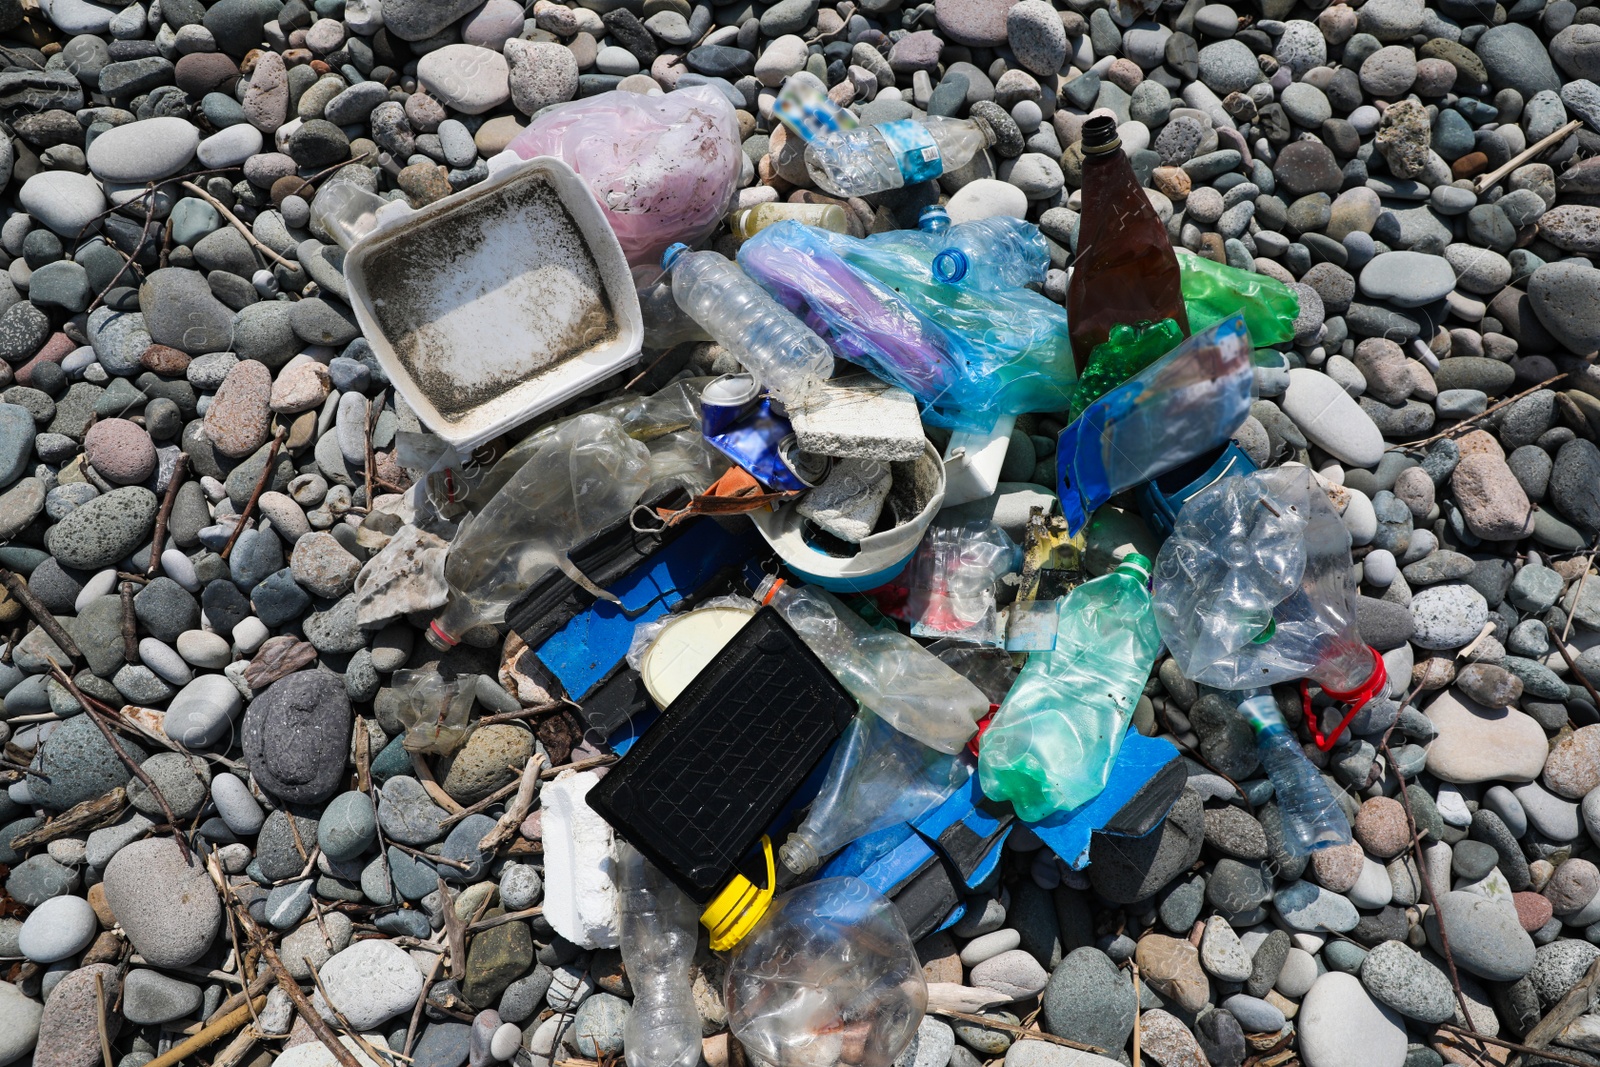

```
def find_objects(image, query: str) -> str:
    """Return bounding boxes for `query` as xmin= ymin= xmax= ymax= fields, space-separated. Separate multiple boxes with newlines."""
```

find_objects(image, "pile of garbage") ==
xmin=5 ymin=5 xmax=1600 ymax=1067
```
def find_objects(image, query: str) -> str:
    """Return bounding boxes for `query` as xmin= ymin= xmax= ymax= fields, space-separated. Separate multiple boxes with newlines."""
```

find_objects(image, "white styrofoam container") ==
xmin=342 ymin=153 xmax=643 ymax=452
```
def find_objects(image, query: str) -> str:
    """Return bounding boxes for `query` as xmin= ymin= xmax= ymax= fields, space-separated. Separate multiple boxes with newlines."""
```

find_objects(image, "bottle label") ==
xmin=879 ymin=120 xmax=942 ymax=184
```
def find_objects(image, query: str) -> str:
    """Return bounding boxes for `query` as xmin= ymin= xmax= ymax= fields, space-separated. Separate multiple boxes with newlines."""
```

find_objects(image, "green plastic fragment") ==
xmin=1178 ymin=253 xmax=1300 ymax=347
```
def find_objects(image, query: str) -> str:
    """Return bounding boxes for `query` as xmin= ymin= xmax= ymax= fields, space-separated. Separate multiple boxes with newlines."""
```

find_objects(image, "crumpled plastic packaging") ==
xmin=1056 ymin=313 xmax=1254 ymax=535
xmin=895 ymin=520 xmax=1020 ymax=645
xmin=505 ymin=85 xmax=742 ymax=272
xmin=392 ymin=668 xmax=479 ymax=754
xmin=738 ymin=220 xmax=1076 ymax=430
xmin=1179 ymin=253 xmax=1300 ymax=346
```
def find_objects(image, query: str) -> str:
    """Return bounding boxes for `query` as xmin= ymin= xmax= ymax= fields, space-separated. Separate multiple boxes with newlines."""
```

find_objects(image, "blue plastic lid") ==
xmin=661 ymin=242 xmax=690 ymax=270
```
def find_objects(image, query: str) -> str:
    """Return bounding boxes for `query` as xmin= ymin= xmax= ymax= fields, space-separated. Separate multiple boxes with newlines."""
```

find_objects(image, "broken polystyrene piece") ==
xmin=794 ymin=458 xmax=891 ymax=543
xmin=541 ymin=770 xmax=621 ymax=949
xmin=787 ymin=374 xmax=926 ymax=462
xmin=353 ymin=525 xmax=450 ymax=630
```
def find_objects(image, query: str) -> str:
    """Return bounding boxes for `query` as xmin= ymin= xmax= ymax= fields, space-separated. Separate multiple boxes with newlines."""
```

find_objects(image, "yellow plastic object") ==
xmin=700 ymin=835 xmax=776 ymax=951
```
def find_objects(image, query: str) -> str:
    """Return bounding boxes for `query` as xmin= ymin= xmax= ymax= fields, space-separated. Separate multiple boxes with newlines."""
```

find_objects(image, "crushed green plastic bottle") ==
xmin=977 ymin=554 xmax=1163 ymax=821
xmin=1179 ymin=254 xmax=1300 ymax=346
xmin=1067 ymin=318 xmax=1184 ymax=420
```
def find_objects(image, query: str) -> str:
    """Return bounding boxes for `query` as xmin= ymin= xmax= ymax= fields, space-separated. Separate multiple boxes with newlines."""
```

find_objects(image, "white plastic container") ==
xmin=747 ymin=440 xmax=946 ymax=592
xmin=335 ymin=154 xmax=643 ymax=452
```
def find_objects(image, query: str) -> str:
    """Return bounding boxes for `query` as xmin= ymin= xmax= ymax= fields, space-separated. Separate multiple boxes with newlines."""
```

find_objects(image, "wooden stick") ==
xmin=221 ymin=429 xmax=285 ymax=561
xmin=1509 ymin=957 xmax=1600 ymax=1067
xmin=403 ymin=946 xmax=445 ymax=1059
xmin=93 ymin=972 xmax=115 ymax=1067
xmin=1561 ymin=539 xmax=1599 ymax=645
xmin=120 ymin=579 xmax=139 ymax=665
xmin=1475 ymin=120 xmax=1583 ymax=194
xmin=388 ymin=840 xmax=471 ymax=870
xmin=1383 ymin=741 xmax=1481 ymax=1042
xmin=1130 ymin=959 xmax=1142 ymax=1067
xmin=440 ymin=775 xmax=524 ymax=828
xmin=1401 ymin=374 xmax=1569 ymax=451
xmin=179 ymin=180 xmax=296 ymax=269
xmin=210 ymin=1029 xmax=259 ymax=1067
xmin=11 ymin=787 xmax=126 ymax=849
xmin=479 ymin=753 xmax=544 ymax=853
xmin=305 ymin=958 xmax=396 ymax=1067
xmin=928 ymin=1010 xmax=1107 ymax=1055
xmin=143 ymin=996 xmax=268 ymax=1067
xmin=0 ymin=569 xmax=84 ymax=662
xmin=1440 ymin=1023 xmax=1598 ymax=1067
xmin=464 ymin=906 xmax=543 ymax=934
xmin=1547 ymin=623 xmax=1600 ymax=714
xmin=409 ymin=750 xmax=465 ymax=815
xmin=47 ymin=660 xmax=192 ymax=863
xmin=146 ymin=453 xmax=188 ymax=579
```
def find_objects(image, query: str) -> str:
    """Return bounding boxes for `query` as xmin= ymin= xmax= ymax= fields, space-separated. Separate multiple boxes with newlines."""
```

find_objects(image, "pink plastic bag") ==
xmin=505 ymin=86 xmax=742 ymax=271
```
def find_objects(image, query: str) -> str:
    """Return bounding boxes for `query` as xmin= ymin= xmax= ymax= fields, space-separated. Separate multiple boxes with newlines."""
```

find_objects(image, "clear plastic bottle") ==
xmin=427 ymin=413 xmax=652 ymax=649
xmin=978 ymin=554 xmax=1163 ymax=821
xmin=920 ymin=207 xmax=1049 ymax=290
xmin=755 ymin=576 xmax=989 ymax=754
xmin=779 ymin=709 xmax=973 ymax=875
xmin=661 ymin=243 xmax=834 ymax=404
xmin=618 ymin=843 xmax=703 ymax=1067
xmin=731 ymin=203 xmax=850 ymax=240
xmin=1234 ymin=692 xmax=1352 ymax=854
xmin=805 ymin=116 xmax=997 ymax=198
xmin=723 ymin=876 xmax=926 ymax=1067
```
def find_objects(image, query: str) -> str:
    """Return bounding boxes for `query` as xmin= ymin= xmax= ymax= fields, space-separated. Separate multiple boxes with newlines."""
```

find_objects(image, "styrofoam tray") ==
xmin=342 ymin=154 xmax=643 ymax=452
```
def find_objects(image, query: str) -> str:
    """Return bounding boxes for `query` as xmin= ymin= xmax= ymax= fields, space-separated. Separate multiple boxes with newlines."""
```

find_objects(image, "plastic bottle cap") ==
xmin=919 ymin=205 xmax=950 ymax=233
xmin=640 ymin=605 xmax=758 ymax=706
xmin=661 ymin=242 xmax=690 ymax=270
xmin=700 ymin=835 xmax=776 ymax=951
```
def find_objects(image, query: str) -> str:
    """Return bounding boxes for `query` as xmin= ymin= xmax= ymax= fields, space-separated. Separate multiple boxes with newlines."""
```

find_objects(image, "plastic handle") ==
xmin=1301 ymin=646 xmax=1388 ymax=751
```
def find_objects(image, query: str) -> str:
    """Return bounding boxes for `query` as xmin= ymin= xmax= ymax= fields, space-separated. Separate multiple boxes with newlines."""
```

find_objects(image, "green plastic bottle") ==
xmin=978 ymin=555 xmax=1162 ymax=821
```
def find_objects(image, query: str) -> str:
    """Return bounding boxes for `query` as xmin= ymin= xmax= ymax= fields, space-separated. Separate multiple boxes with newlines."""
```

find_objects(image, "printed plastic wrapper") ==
xmin=505 ymin=86 xmax=742 ymax=271
xmin=1056 ymin=313 xmax=1253 ymax=535
xmin=738 ymin=220 xmax=1076 ymax=430
xmin=392 ymin=668 xmax=479 ymax=754
xmin=1153 ymin=465 xmax=1372 ymax=692
xmin=1180 ymin=254 xmax=1300 ymax=346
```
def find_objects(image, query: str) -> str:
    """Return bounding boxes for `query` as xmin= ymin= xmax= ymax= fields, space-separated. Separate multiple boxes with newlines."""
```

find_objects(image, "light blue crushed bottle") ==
xmin=1234 ymin=691 xmax=1352 ymax=855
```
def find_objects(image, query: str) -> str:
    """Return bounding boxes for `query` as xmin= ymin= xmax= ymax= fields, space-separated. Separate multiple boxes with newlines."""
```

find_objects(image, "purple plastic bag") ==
xmin=505 ymin=86 xmax=742 ymax=271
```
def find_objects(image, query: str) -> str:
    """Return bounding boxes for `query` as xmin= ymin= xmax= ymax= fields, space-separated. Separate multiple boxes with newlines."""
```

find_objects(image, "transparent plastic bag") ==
xmin=779 ymin=708 xmax=974 ymax=874
xmin=737 ymin=220 xmax=1076 ymax=430
xmin=1179 ymin=253 xmax=1300 ymax=346
xmin=724 ymin=876 xmax=926 ymax=1067
xmin=504 ymin=86 xmax=742 ymax=272
xmin=901 ymin=520 xmax=1021 ymax=645
xmin=430 ymin=414 xmax=653 ymax=647
xmin=1152 ymin=465 xmax=1373 ymax=693
xmin=392 ymin=668 xmax=479 ymax=754
xmin=1056 ymin=313 xmax=1254 ymax=535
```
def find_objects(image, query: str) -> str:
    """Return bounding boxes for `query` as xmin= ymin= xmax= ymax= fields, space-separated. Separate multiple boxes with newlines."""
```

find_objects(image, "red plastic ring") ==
xmin=1301 ymin=646 xmax=1388 ymax=751
xmin=966 ymin=705 xmax=1000 ymax=758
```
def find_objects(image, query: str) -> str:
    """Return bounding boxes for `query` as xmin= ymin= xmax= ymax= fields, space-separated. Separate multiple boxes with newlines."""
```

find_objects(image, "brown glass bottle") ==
xmin=1066 ymin=116 xmax=1190 ymax=375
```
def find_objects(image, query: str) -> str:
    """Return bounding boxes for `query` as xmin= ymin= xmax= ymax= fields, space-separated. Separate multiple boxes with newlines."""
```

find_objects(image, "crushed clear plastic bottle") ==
xmin=661 ymin=243 xmax=834 ymax=405
xmin=723 ymin=876 xmax=926 ymax=1067
xmin=755 ymin=576 xmax=989 ymax=754
xmin=618 ymin=842 xmax=703 ymax=1067
xmin=778 ymin=708 xmax=973 ymax=875
xmin=1234 ymin=692 xmax=1352 ymax=855
xmin=804 ymin=116 xmax=996 ymax=198
xmin=427 ymin=413 xmax=652 ymax=649
xmin=978 ymin=554 xmax=1163 ymax=821
xmin=920 ymin=207 xmax=1049 ymax=290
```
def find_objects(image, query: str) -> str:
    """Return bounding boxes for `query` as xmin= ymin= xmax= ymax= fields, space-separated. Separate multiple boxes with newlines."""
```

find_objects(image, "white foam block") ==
xmin=789 ymin=374 xmax=926 ymax=461
xmin=540 ymin=770 xmax=620 ymax=948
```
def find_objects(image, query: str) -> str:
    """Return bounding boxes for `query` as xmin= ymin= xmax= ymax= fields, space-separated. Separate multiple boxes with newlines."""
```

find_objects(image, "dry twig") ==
xmin=479 ymin=753 xmax=544 ymax=853
xmin=221 ymin=428 xmax=286 ymax=560
xmin=1400 ymin=374 xmax=1569 ymax=451
xmin=0 ymin=569 xmax=84 ymax=662
xmin=146 ymin=453 xmax=188 ymax=579
xmin=180 ymin=180 xmax=296 ymax=269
